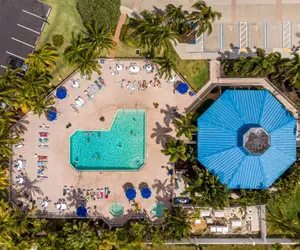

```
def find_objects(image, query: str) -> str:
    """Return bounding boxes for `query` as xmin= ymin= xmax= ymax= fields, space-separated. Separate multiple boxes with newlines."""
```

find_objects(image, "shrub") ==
xmin=52 ymin=35 xmax=64 ymax=48
xmin=77 ymin=0 xmax=121 ymax=32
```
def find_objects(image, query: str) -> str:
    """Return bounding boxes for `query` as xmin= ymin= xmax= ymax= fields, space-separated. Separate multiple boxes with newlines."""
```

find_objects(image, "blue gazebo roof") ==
xmin=197 ymin=90 xmax=296 ymax=189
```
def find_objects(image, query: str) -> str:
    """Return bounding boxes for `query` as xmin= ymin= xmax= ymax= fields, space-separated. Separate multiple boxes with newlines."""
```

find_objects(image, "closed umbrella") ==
xmin=109 ymin=202 xmax=124 ymax=217
xmin=177 ymin=82 xmax=189 ymax=94
xmin=46 ymin=109 xmax=57 ymax=121
xmin=56 ymin=87 xmax=67 ymax=99
xmin=141 ymin=188 xmax=151 ymax=199
xmin=126 ymin=188 xmax=136 ymax=200
xmin=151 ymin=202 xmax=165 ymax=217
xmin=76 ymin=206 xmax=87 ymax=217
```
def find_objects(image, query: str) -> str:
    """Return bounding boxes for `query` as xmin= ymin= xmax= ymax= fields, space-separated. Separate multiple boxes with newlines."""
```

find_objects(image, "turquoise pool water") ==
xmin=70 ymin=110 xmax=146 ymax=171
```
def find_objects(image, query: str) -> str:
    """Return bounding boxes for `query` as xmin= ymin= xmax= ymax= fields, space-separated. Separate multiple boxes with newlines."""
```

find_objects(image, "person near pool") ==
xmin=130 ymin=130 xmax=135 ymax=136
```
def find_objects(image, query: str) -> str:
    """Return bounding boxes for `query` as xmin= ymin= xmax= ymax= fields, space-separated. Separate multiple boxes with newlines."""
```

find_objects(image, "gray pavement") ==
xmin=0 ymin=0 xmax=50 ymax=73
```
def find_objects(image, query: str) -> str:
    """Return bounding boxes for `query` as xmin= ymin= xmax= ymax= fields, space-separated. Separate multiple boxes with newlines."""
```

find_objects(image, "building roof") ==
xmin=197 ymin=90 xmax=296 ymax=189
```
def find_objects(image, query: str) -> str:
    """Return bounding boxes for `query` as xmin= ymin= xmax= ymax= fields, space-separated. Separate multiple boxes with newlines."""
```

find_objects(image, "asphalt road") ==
xmin=0 ymin=0 xmax=50 ymax=73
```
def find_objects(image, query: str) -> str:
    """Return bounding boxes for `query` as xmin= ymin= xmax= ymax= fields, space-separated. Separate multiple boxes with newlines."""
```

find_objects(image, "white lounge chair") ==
xmin=77 ymin=97 xmax=86 ymax=105
xmin=75 ymin=99 xmax=83 ymax=107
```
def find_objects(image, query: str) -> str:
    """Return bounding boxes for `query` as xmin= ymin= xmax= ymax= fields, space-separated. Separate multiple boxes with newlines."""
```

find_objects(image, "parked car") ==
xmin=6 ymin=56 xmax=28 ymax=71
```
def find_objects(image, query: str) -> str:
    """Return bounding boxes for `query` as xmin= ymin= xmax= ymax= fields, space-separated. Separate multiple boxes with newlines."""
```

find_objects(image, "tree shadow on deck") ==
xmin=150 ymin=122 xmax=172 ymax=147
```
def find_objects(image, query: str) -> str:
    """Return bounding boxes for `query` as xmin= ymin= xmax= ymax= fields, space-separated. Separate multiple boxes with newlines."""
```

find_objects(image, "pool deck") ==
xmin=11 ymin=59 xmax=196 ymax=225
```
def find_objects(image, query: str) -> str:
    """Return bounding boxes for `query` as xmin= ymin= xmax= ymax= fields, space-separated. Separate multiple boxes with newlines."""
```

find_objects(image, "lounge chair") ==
xmin=39 ymin=132 xmax=48 ymax=138
xmin=39 ymin=145 xmax=49 ymax=149
xmin=70 ymin=104 xmax=79 ymax=113
xmin=84 ymin=90 xmax=93 ymax=100
xmin=75 ymin=99 xmax=83 ymax=107
xmin=77 ymin=97 xmax=86 ymax=105
xmin=94 ymin=81 xmax=102 ymax=90
xmin=90 ymin=84 xmax=99 ymax=93
xmin=98 ymin=77 xmax=106 ymax=86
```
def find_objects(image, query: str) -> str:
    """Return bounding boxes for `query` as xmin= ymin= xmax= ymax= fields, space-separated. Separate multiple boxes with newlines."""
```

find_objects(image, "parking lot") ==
xmin=0 ymin=0 xmax=50 ymax=73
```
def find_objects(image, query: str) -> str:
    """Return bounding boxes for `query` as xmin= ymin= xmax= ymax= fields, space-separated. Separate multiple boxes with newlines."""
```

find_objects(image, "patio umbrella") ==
xmin=177 ymin=82 xmax=189 ymax=94
xmin=46 ymin=109 xmax=57 ymax=121
xmin=141 ymin=187 xmax=151 ymax=199
xmin=126 ymin=188 xmax=136 ymax=200
xmin=76 ymin=206 xmax=87 ymax=217
xmin=109 ymin=202 xmax=124 ymax=217
xmin=56 ymin=87 xmax=67 ymax=99
xmin=151 ymin=202 xmax=165 ymax=218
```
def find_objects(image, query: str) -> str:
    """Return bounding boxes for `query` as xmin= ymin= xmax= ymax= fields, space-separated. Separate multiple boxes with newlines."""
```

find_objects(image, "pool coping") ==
xmin=68 ymin=109 xmax=147 ymax=172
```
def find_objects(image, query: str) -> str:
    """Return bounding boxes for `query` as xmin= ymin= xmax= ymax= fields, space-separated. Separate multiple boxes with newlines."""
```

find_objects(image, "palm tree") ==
xmin=0 ymin=131 xmax=20 ymax=161
xmin=63 ymin=220 xmax=98 ymax=250
xmin=0 ymin=66 xmax=22 ymax=89
xmin=181 ymin=166 xmax=230 ymax=209
xmin=165 ymin=4 xmax=188 ymax=23
xmin=172 ymin=114 xmax=198 ymax=140
xmin=164 ymin=208 xmax=192 ymax=241
xmin=0 ymin=169 xmax=8 ymax=191
xmin=76 ymin=50 xmax=102 ymax=79
xmin=161 ymin=137 xmax=187 ymax=162
xmin=189 ymin=0 xmax=222 ymax=36
xmin=165 ymin=4 xmax=188 ymax=33
xmin=21 ymin=71 xmax=51 ymax=97
xmin=285 ymin=52 xmax=300 ymax=87
xmin=99 ymin=230 xmax=117 ymax=250
xmin=148 ymin=25 xmax=179 ymax=54
xmin=83 ymin=22 xmax=114 ymax=55
xmin=64 ymin=33 xmax=86 ymax=66
xmin=249 ymin=48 xmax=277 ymax=77
xmin=266 ymin=205 xmax=300 ymax=237
xmin=152 ymin=54 xmax=178 ymax=80
xmin=0 ymin=109 xmax=18 ymax=133
xmin=25 ymin=44 xmax=58 ymax=73
xmin=31 ymin=96 xmax=55 ymax=117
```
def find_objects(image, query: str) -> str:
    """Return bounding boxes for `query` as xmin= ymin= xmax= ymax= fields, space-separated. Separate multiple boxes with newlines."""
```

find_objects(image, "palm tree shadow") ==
xmin=66 ymin=190 xmax=86 ymax=208
xmin=217 ymin=44 xmax=256 ymax=60
xmin=152 ymin=179 xmax=172 ymax=197
xmin=19 ymin=175 xmax=44 ymax=201
xmin=160 ymin=104 xmax=177 ymax=127
xmin=150 ymin=122 xmax=172 ymax=146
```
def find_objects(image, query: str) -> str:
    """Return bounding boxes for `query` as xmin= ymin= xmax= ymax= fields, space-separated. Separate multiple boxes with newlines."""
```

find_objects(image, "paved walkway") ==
xmin=109 ymin=14 xmax=127 ymax=58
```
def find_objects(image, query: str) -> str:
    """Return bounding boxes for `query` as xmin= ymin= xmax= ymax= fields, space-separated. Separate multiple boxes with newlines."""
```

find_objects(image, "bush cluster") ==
xmin=77 ymin=0 xmax=121 ymax=32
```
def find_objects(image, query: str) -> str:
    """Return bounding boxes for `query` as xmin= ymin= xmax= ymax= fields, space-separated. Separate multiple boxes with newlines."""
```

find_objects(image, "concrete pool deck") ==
xmin=10 ymin=59 xmax=196 ymax=225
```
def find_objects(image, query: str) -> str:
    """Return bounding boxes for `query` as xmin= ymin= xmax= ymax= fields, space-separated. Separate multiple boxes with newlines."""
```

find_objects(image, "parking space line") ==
xmin=0 ymin=65 xmax=7 ymax=69
xmin=17 ymin=24 xmax=40 ymax=34
xmin=41 ymin=21 xmax=46 ymax=32
xmin=6 ymin=51 xmax=26 ymax=60
xmin=46 ymin=8 xmax=51 ymax=18
xmin=35 ymin=36 xmax=40 ymax=45
xmin=11 ymin=37 xmax=35 ymax=48
xmin=22 ymin=9 xmax=45 ymax=20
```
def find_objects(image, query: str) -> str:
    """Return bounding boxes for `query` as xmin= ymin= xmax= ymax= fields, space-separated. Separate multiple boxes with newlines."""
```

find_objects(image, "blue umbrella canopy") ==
xmin=46 ymin=109 xmax=57 ymax=121
xmin=141 ymin=188 xmax=151 ymax=199
xmin=56 ymin=87 xmax=67 ymax=99
xmin=177 ymin=82 xmax=189 ymax=94
xmin=126 ymin=188 xmax=136 ymax=200
xmin=76 ymin=206 xmax=87 ymax=217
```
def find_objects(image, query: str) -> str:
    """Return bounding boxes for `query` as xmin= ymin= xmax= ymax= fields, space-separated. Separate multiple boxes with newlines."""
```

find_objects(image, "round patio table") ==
xmin=129 ymin=66 xmax=140 ymax=73
xmin=117 ymin=64 xmax=123 ymax=71
xmin=109 ymin=202 xmax=124 ymax=217
xmin=146 ymin=65 xmax=152 ymax=72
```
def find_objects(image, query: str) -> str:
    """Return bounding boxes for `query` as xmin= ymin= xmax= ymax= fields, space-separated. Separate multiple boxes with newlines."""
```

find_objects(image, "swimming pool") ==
xmin=70 ymin=109 xmax=146 ymax=171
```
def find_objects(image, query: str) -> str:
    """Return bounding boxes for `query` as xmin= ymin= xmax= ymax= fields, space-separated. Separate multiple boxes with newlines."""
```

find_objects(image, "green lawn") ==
xmin=114 ymin=41 xmax=148 ymax=58
xmin=177 ymin=60 xmax=210 ymax=92
xmin=37 ymin=0 xmax=85 ymax=85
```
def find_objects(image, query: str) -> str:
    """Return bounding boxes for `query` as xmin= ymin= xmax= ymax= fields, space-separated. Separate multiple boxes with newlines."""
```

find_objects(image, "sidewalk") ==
xmin=109 ymin=13 xmax=127 ymax=58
